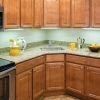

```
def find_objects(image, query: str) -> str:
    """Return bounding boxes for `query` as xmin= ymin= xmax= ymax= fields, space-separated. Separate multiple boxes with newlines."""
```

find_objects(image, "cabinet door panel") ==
xmin=44 ymin=0 xmax=59 ymax=27
xmin=59 ymin=0 xmax=71 ymax=27
xmin=16 ymin=70 xmax=32 ymax=100
xmin=66 ymin=63 xmax=84 ymax=94
xmin=34 ymin=0 xmax=43 ymax=27
xmin=33 ymin=64 xmax=45 ymax=99
xmin=21 ymin=0 xmax=33 ymax=27
xmin=4 ymin=0 xmax=20 ymax=28
xmin=0 ymin=0 xmax=2 ymax=7
xmin=72 ymin=0 xmax=89 ymax=27
xmin=91 ymin=0 xmax=100 ymax=27
xmin=46 ymin=62 xmax=65 ymax=91
xmin=0 ymin=80 xmax=3 ymax=97
xmin=86 ymin=66 xmax=100 ymax=99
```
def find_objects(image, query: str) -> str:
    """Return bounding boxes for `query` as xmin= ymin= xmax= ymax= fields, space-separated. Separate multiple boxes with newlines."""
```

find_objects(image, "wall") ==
xmin=46 ymin=28 xmax=100 ymax=44
xmin=0 ymin=28 xmax=46 ymax=48
xmin=0 ymin=28 xmax=100 ymax=48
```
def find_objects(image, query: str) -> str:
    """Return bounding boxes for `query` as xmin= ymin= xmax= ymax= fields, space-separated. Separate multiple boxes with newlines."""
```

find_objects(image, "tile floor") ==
xmin=43 ymin=95 xmax=80 ymax=100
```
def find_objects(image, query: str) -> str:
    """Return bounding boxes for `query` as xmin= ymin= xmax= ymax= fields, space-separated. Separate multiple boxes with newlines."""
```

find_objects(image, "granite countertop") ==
xmin=0 ymin=45 xmax=100 ymax=64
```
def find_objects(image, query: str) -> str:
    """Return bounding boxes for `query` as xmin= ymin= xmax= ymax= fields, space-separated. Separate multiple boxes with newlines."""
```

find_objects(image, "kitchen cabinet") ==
xmin=4 ymin=0 xmax=20 ymax=28
xmin=71 ymin=0 xmax=89 ymax=27
xmin=46 ymin=62 xmax=65 ymax=91
xmin=0 ymin=80 xmax=3 ymax=97
xmin=0 ymin=0 xmax=3 ymax=7
xmin=16 ymin=70 xmax=32 ymax=100
xmin=59 ymin=0 xmax=71 ymax=27
xmin=33 ymin=64 xmax=45 ymax=99
xmin=21 ymin=0 xmax=33 ymax=27
xmin=86 ymin=66 xmax=100 ymax=100
xmin=91 ymin=0 xmax=100 ymax=27
xmin=34 ymin=0 xmax=43 ymax=27
xmin=66 ymin=63 xmax=84 ymax=94
xmin=44 ymin=0 xmax=59 ymax=27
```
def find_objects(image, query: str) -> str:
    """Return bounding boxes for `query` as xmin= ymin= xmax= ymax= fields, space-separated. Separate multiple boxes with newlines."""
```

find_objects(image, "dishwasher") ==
xmin=0 ymin=58 xmax=16 ymax=100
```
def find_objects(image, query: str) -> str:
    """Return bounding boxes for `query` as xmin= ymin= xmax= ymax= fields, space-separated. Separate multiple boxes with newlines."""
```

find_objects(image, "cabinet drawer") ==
xmin=32 ymin=56 xmax=45 ymax=67
xmin=86 ymin=58 xmax=100 ymax=67
xmin=46 ymin=54 xmax=64 ymax=62
xmin=16 ymin=59 xmax=33 ymax=74
xmin=16 ymin=56 xmax=45 ymax=74
xmin=66 ymin=54 xmax=86 ymax=64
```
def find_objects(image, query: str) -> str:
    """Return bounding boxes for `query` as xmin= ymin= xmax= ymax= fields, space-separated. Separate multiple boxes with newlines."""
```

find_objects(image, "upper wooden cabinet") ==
xmin=71 ymin=0 xmax=89 ymax=27
xmin=59 ymin=0 xmax=71 ymax=27
xmin=4 ymin=0 xmax=20 ymax=28
xmin=0 ymin=0 xmax=3 ymax=7
xmin=21 ymin=0 xmax=33 ymax=27
xmin=34 ymin=0 xmax=43 ymax=27
xmin=91 ymin=0 xmax=100 ymax=27
xmin=44 ymin=0 xmax=59 ymax=27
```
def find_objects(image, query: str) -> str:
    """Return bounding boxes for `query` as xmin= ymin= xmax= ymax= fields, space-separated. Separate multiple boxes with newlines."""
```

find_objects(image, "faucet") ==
xmin=48 ymin=40 xmax=52 ymax=47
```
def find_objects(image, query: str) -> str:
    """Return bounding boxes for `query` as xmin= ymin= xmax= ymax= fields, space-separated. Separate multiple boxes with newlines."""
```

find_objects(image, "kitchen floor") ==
xmin=42 ymin=95 xmax=80 ymax=100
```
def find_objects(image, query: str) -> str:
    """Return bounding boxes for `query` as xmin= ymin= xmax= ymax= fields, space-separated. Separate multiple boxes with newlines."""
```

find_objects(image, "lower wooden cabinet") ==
xmin=86 ymin=66 xmax=100 ymax=100
xmin=33 ymin=64 xmax=45 ymax=99
xmin=46 ymin=62 xmax=65 ymax=91
xmin=0 ymin=80 xmax=3 ymax=97
xmin=16 ymin=70 xmax=32 ymax=100
xmin=66 ymin=63 xmax=84 ymax=94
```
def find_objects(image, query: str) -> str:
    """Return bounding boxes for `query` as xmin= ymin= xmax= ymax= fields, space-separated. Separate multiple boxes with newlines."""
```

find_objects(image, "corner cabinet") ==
xmin=20 ymin=0 xmax=33 ymax=27
xmin=91 ymin=0 xmax=100 ymax=27
xmin=71 ymin=0 xmax=89 ymax=27
xmin=46 ymin=54 xmax=65 ymax=91
xmin=4 ymin=0 xmax=20 ymax=28
xmin=33 ymin=64 xmax=45 ymax=99
xmin=46 ymin=63 xmax=65 ymax=91
xmin=44 ymin=0 xmax=59 ymax=27
xmin=16 ymin=70 xmax=32 ymax=100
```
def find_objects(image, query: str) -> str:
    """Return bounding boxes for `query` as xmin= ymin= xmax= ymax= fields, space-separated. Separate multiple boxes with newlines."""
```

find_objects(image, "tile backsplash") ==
xmin=0 ymin=28 xmax=100 ymax=48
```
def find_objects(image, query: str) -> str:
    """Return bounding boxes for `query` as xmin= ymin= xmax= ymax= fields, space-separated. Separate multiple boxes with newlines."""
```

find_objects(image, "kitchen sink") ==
xmin=40 ymin=47 xmax=64 ymax=51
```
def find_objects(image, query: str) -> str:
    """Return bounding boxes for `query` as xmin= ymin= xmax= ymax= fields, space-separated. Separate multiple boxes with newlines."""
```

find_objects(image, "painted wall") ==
xmin=46 ymin=28 xmax=100 ymax=44
xmin=0 ymin=28 xmax=100 ymax=48
xmin=0 ymin=28 xmax=46 ymax=48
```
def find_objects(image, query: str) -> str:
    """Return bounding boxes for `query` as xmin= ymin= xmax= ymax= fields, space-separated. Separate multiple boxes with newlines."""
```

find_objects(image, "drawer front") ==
xmin=66 ymin=54 xmax=86 ymax=64
xmin=16 ymin=59 xmax=33 ymax=74
xmin=16 ymin=56 xmax=45 ymax=74
xmin=46 ymin=54 xmax=64 ymax=62
xmin=32 ymin=56 xmax=45 ymax=67
xmin=86 ymin=58 xmax=100 ymax=67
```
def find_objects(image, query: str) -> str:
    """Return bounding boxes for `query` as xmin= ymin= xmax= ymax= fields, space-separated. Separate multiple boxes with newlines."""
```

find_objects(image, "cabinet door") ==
xmin=91 ymin=0 xmax=100 ymax=27
xmin=46 ymin=62 xmax=65 ymax=91
xmin=33 ymin=64 xmax=45 ymax=99
xmin=16 ymin=70 xmax=32 ymax=100
xmin=21 ymin=0 xmax=33 ymax=27
xmin=34 ymin=0 xmax=43 ymax=27
xmin=66 ymin=63 xmax=84 ymax=94
xmin=59 ymin=0 xmax=71 ymax=27
xmin=0 ymin=80 xmax=3 ymax=97
xmin=0 ymin=0 xmax=2 ymax=7
xmin=86 ymin=66 xmax=100 ymax=99
xmin=4 ymin=0 xmax=20 ymax=28
xmin=71 ymin=0 xmax=89 ymax=27
xmin=44 ymin=0 xmax=59 ymax=27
